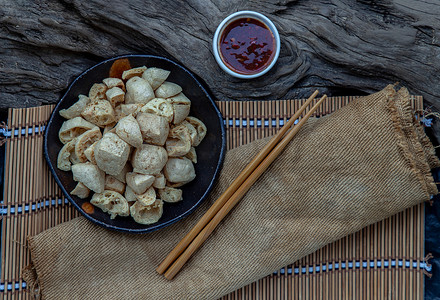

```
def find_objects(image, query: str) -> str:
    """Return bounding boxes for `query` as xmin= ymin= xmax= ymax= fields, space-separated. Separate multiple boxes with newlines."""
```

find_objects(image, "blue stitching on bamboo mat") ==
xmin=270 ymin=259 xmax=430 ymax=276
xmin=0 ymin=282 xmax=27 ymax=292
xmin=0 ymin=116 xmax=316 ymax=138
xmin=223 ymin=118 xmax=299 ymax=128
xmin=0 ymin=198 xmax=69 ymax=214
xmin=0 ymin=119 xmax=301 ymax=138
xmin=0 ymin=126 xmax=45 ymax=138
xmin=0 ymin=259 xmax=430 ymax=292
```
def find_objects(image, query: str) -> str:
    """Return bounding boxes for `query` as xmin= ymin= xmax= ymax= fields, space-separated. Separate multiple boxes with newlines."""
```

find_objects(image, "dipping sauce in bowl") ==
xmin=213 ymin=11 xmax=280 ymax=79
xmin=219 ymin=18 xmax=275 ymax=75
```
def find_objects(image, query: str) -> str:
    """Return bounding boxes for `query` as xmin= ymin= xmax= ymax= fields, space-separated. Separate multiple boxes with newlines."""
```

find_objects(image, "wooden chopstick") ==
xmin=162 ymin=94 xmax=327 ymax=279
xmin=156 ymin=90 xmax=320 ymax=275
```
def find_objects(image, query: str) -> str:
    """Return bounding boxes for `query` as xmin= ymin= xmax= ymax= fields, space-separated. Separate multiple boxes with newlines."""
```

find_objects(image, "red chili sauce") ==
xmin=219 ymin=18 xmax=275 ymax=75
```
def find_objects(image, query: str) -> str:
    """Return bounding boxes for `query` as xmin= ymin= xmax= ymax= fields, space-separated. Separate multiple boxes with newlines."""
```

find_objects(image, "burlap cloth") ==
xmin=23 ymin=85 xmax=439 ymax=299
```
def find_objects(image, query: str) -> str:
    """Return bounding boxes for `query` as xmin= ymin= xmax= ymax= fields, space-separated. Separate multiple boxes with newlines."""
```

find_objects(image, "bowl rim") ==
xmin=212 ymin=10 xmax=281 ymax=79
xmin=44 ymin=54 xmax=226 ymax=233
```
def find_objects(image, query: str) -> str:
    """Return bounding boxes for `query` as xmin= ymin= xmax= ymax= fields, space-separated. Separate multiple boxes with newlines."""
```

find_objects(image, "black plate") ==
xmin=44 ymin=55 xmax=226 ymax=233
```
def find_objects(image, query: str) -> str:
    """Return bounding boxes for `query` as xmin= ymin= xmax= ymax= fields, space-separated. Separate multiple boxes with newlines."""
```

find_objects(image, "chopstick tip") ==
xmin=155 ymin=266 xmax=165 ymax=275
xmin=164 ymin=268 xmax=178 ymax=280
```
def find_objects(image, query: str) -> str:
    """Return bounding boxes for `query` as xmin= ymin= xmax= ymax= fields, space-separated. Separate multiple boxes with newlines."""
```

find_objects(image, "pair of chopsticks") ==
xmin=157 ymin=90 xmax=327 ymax=280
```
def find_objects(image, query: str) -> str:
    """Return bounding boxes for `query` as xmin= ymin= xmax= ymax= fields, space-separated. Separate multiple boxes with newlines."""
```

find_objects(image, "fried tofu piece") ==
xmin=105 ymin=175 xmax=126 ymax=194
xmin=113 ymin=163 xmax=132 ymax=183
xmin=153 ymin=173 xmax=166 ymax=189
xmin=105 ymin=87 xmax=125 ymax=107
xmin=84 ymin=141 xmax=98 ymax=164
xmin=155 ymin=81 xmax=182 ymax=98
xmin=95 ymin=132 xmax=130 ymax=176
xmin=115 ymin=115 xmax=143 ymax=148
xmin=130 ymin=199 xmax=163 ymax=225
xmin=185 ymin=147 xmax=197 ymax=164
xmin=165 ymin=123 xmax=192 ymax=157
xmin=135 ymin=187 xmax=157 ymax=206
xmin=131 ymin=144 xmax=168 ymax=175
xmin=180 ymin=120 xmax=198 ymax=145
xmin=120 ymin=104 xmax=143 ymax=118
xmin=59 ymin=117 xmax=96 ymax=144
xmin=91 ymin=190 xmax=129 ymax=219
xmin=125 ymin=76 xmax=154 ymax=105
xmin=59 ymin=95 xmax=90 ymax=119
xmin=125 ymin=186 xmax=137 ymax=203
xmin=185 ymin=116 xmax=207 ymax=146
xmin=126 ymin=172 xmax=155 ymax=195
xmin=164 ymin=157 xmax=196 ymax=184
xmin=122 ymin=66 xmax=147 ymax=81
xmin=74 ymin=127 xmax=102 ymax=163
xmin=136 ymin=112 xmax=169 ymax=146
xmin=81 ymin=100 xmax=116 ymax=127
xmin=57 ymin=139 xmax=77 ymax=171
xmin=89 ymin=83 xmax=107 ymax=102
xmin=142 ymin=67 xmax=170 ymax=90
xmin=103 ymin=77 xmax=125 ymax=92
xmin=168 ymin=93 xmax=191 ymax=124
xmin=71 ymin=182 xmax=91 ymax=199
xmin=71 ymin=162 xmax=105 ymax=193
xmin=140 ymin=98 xmax=173 ymax=123
xmin=159 ymin=187 xmax=183 ymax=203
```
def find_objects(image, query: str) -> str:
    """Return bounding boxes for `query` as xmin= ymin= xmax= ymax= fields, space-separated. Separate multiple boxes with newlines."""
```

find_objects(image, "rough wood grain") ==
xmin=1 ymin=1 xmax=439 ymax=130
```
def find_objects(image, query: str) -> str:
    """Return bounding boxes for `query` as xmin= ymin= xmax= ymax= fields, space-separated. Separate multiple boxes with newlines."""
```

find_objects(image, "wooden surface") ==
xmin=1 ymin=0 xmax=439 ymax=134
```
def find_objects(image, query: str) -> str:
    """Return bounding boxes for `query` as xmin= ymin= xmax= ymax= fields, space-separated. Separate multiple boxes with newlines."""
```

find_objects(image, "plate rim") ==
xmin=43 ymin=54 xmax=226 ymax=233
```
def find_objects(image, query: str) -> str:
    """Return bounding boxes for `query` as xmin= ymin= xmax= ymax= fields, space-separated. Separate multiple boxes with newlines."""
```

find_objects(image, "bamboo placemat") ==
xmin=0 ymin=96 xmax=430 ymax=299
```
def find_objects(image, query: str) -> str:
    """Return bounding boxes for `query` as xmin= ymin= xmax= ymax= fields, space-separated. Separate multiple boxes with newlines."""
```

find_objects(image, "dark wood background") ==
xmin=1 ymin=0 xmax=439 ymax=137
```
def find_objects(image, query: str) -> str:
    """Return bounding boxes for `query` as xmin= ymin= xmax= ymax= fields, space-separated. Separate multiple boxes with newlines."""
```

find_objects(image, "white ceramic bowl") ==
xmin=212 ymin=11 xmax=280 ymax=79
